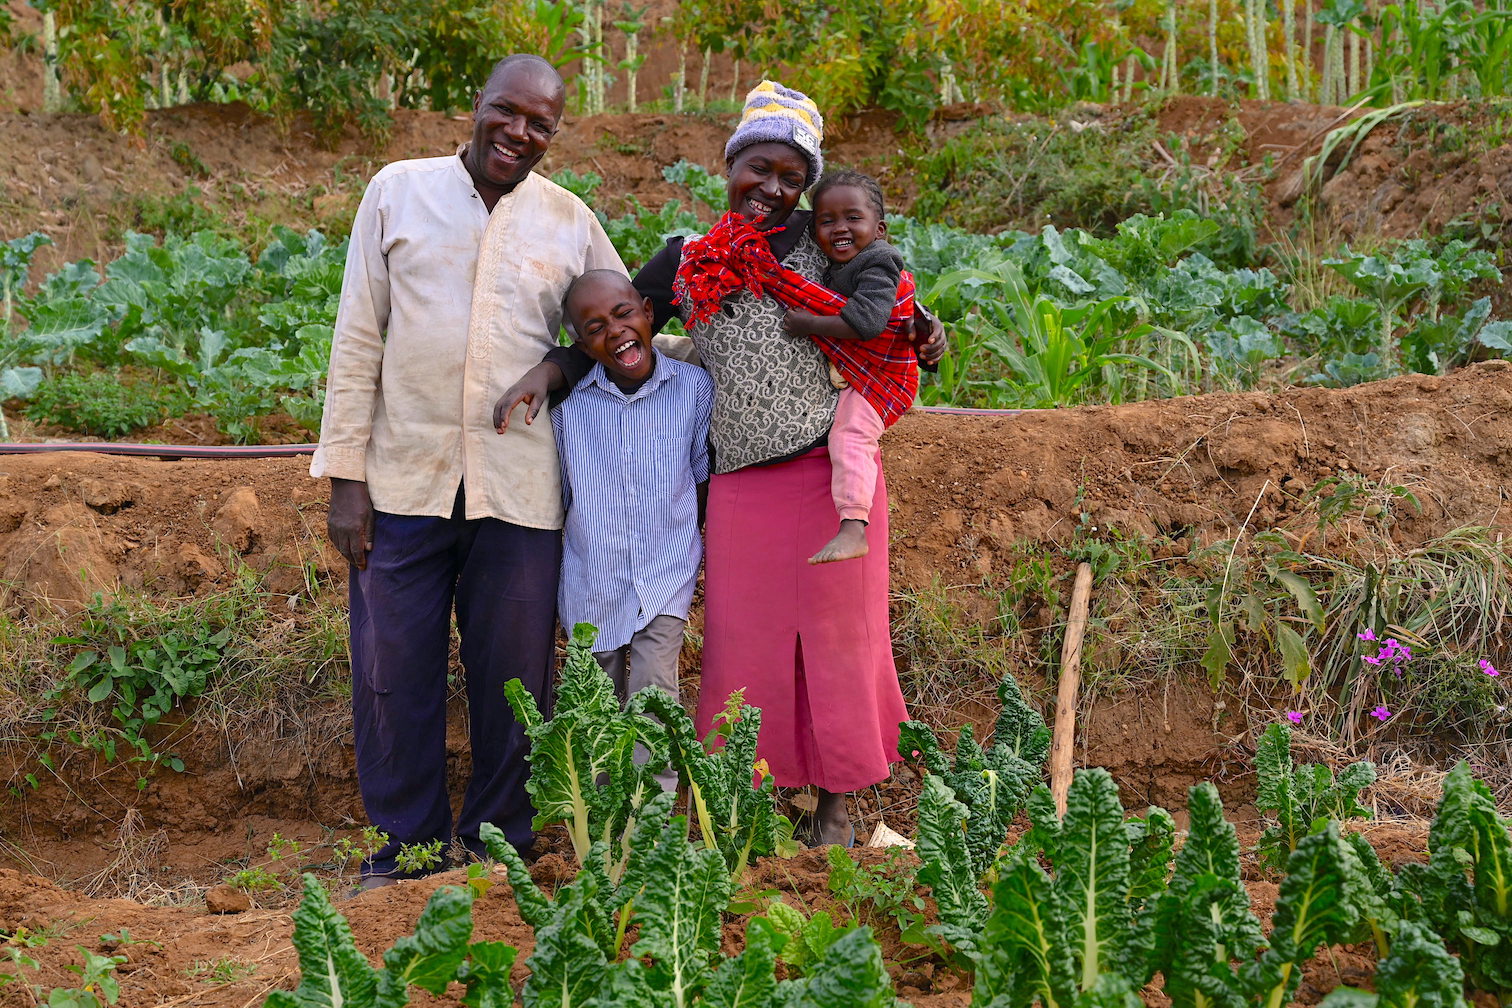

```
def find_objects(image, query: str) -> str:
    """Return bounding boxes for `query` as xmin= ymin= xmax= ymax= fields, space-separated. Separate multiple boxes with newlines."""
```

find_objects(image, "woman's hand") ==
xmin=494 ymin=362 xmax=566 ymax=431
xmin=913 ymin=307 xmax=946 ymax=367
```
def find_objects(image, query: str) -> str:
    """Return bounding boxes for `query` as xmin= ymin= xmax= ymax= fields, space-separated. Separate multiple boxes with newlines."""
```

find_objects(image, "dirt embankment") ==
xmin=7 ymin=90 xmax=1509 ymax=283
xmin=0 ymin=364 xmax=1506 ymax=882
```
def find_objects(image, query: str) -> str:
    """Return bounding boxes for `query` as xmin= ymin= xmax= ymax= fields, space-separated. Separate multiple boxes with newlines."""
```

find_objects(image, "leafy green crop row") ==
xmin=1 ymin=227 xmax=341 ymax=442
xmin=2 ymin=160 xmax=1506 ymax=441
xmin=264 ymin=635 xmax=1512 ymax=1007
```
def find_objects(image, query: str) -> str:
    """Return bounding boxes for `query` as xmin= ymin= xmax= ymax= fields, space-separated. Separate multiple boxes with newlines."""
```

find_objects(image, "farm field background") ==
xmin=4 ymin=0 xmax=1512 ymax=1005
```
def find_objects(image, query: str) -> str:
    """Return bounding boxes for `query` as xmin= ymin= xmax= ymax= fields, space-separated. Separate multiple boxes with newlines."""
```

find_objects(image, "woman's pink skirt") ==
xmin=697 ymin=446 xmax=907 ymax=792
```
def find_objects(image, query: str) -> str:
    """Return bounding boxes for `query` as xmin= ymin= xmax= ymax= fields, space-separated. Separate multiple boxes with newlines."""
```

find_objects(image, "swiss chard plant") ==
xmin=630 ymin=687 xmax=794 ymax=882
xmin=480 ymin=818 xmax=895 ymax=1007
xmin=503 ymin=623 xmax=665 ymax=875
xmin=1255 ymin=722 xmax=1376 ymax=870
xmin=265 ymin=873 xmax=503 ymax=1008
xmin=1395 ymin=761 xmax=1512 ymax=999
xmin=899 ymin=667 xmax=1051 ymax=878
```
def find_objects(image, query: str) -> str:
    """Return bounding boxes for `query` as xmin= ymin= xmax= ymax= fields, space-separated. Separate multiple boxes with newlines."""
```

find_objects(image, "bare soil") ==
xmin=4 ymin=52 xmax=1512 ymax=1002
xmin=0 ymin=363 xmax=1507 ymax=1003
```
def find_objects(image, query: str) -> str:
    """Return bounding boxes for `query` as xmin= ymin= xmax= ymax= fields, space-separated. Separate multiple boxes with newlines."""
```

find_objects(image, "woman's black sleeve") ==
xmin=633 ymin=236 xmax=687 ymax=333
xmin=542 ymin=343 xmax=594 ymax=397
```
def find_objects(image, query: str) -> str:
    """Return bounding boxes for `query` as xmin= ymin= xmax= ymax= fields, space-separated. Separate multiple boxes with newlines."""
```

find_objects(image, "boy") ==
xmin=551 ymin=269 xmax=713 ymax=792
xmin=781 ymin=170 xmax=919 ymax=564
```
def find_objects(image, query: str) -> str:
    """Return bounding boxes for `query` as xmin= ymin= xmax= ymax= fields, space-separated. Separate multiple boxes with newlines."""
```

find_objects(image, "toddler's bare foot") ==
xmin=809 ymin=519 xmax=868 ymax=564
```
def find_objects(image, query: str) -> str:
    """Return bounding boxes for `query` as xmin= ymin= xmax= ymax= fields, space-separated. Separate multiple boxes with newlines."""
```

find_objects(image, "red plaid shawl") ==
xmin=673 ymin=212 xmax=919 ymax=426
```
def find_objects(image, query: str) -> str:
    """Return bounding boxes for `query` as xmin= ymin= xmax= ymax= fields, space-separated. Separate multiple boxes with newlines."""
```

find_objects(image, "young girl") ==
xmin=778 ymin=170 xmax=919 ymax=564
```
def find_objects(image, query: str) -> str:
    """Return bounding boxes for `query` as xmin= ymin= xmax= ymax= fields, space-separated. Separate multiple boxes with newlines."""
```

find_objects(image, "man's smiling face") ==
xmin=466 ymin=62 xmax=564 ymax=195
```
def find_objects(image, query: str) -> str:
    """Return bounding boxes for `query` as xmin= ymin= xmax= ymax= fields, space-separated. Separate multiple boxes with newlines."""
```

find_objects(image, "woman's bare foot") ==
xmin=809 ymin=519 xmax=868 ymax=564
xmin=814 ymin=788 xmax=854 ymax=846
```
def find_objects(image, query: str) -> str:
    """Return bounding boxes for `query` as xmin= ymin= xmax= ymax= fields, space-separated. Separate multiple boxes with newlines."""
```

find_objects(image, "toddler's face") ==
xmin=812 ymin=185 xmax=884 ymax=265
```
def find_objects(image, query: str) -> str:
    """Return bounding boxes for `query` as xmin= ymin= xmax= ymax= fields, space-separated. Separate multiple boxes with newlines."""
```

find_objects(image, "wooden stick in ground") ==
xmin=1051 ymin=562 xmax=1095 ymax=817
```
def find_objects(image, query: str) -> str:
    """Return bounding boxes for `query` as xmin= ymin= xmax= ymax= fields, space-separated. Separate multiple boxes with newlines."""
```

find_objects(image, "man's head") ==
xmin=810 ymin=170 xmax=887 ymax=265
xmin=564 ymin=270 xmax=656 ymax=390
xmin=465 ymin=55 xmax=566 ymax=196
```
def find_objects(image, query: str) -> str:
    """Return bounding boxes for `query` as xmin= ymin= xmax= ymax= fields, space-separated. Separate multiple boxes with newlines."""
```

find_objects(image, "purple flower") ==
xmin=1370 ymin=705 xmax=1391 ymax=721
xmin=1285 ymin=710 xmax=1303 ymax=724
xmin=1481 ymin=659 xmax=1500 ymax=677
xmin=1361 ymin=654 xmax=1382 ymax=665
xmin=1358 ymin=628 xmax=1377 ymax=642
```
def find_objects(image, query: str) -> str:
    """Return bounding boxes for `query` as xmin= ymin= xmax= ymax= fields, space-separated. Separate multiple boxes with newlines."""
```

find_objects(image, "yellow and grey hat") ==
xmin=723 ymin=81 xmax=824 ymax=187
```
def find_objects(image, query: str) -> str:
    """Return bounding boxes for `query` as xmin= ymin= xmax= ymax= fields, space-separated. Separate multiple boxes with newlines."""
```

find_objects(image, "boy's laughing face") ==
xmin=813 ymin=184 xmax=885 ymax=264
xmin=567 ymin=273 xmax=656 ymax=391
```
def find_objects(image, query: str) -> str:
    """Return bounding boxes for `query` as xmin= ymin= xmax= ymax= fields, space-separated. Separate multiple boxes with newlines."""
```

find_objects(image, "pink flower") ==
xmin=1481 ymin=659 xmax=1500 ymax=677
xmin=1370 ymin=705 xmax=1391 ymax=721
xmin=1285 ymin=710 xmax=1303 ymax=724
xmin=1361 ymin=654 xmax=1381 ymax=665
xmin=1358 ymin=628 xmax=1377 ymax=641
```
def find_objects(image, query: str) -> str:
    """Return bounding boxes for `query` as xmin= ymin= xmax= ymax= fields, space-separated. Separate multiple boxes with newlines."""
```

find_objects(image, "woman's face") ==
xmin=725 ymin=142 xmax=809 ymax=231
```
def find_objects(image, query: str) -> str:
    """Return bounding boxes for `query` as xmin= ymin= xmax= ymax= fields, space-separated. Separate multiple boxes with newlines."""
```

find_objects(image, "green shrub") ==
xmin=25 ymin=371 xmax=182 ymax=437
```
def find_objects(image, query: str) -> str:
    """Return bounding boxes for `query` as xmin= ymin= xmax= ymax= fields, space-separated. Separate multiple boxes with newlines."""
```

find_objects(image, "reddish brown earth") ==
xmin=4 ymin=38 xmax=1512 ymax=1002
xmin=0 ymin=364 xmax=1507 ymax=1003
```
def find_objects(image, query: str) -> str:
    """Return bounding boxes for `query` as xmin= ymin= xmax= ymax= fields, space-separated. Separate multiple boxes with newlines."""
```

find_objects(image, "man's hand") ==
xmin=494 ymin=362 xmax=566 ymax=431
xmin=328 ymin=478 xmax=375 ymax=571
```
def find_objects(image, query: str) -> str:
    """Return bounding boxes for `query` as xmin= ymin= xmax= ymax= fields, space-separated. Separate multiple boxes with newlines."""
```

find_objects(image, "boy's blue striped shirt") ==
xmin=551 ymin=351 xmax=713 ymax=652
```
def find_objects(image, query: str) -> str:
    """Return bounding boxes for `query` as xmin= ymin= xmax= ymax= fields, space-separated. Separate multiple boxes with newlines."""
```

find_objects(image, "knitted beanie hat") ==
xmin=723 ymin=81 xmax=824 ymax=187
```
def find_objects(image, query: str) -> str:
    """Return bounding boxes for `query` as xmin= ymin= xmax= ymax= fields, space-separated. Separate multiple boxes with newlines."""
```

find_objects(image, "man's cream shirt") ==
xmin=311 ymin=154 xmax=625 ymax=529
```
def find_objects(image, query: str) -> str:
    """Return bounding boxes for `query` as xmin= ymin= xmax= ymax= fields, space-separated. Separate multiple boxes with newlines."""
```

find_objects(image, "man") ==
xmin=310 ymin=54 xmax=623 ymax=889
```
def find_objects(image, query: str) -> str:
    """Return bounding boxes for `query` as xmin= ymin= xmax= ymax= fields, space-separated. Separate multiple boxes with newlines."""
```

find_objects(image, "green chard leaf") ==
xmin=1056 ymin=768 xmax=1139 ymax=990
xmin=916 ymin=774 xmax=990 ymax=958
xmin=264 ymin=873 xmax=378 ymax=1008
xmin=627 ymin=816 xmax=733 ymax=1006
xmin=375 ymin=884 xmax=476 ymax=1006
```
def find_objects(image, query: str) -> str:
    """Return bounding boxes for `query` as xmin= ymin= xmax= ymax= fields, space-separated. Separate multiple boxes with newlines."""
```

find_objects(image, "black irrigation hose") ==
xmin=0 ymin=408 xmax=1024 ymax=460
xmin=0 ymin=442 xmax=319 ymax=459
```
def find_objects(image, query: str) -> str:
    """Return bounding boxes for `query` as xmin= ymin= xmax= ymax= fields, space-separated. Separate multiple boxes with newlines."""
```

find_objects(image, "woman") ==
xmin=497 ymin=82 xmax=945 ymax=845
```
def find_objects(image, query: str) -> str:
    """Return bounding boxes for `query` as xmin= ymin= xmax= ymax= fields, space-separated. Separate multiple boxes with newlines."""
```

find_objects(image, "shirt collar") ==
xmin=452 ymin=144 xmax=537 ymax=203
xmin=586 ymin=349 xmax=673 ymax=403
